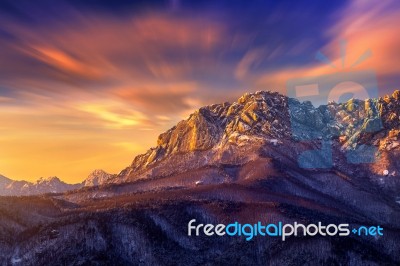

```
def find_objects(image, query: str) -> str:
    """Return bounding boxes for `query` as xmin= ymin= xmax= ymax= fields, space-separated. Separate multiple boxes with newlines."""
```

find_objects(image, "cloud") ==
xmin=113 ymin=81 xmax=200 ymax=115
xmin=327 ymin=0 xmax=400 ymax=78
xmin=254 ymin=0 xmax=400 ymax=96
xmin=0 ymin=10 xmax=231 ymax=117
xmin=24 ymin=46 xmax=106 ymax=79
xmin=75 ymin=100 xmax=148 ymax=129
xmin=235 ymin=48 xmax=266 ymax=80
xmin=0 ymin=11 xmax=225 ymax=83
xmin=0 ymin=96 xmax=13 ymax=103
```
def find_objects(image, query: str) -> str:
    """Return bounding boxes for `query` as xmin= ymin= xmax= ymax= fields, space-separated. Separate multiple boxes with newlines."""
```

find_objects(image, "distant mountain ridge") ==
xmin=0 ymin=169 xmax=113 ymax=196
xmin=0 ymin=174 xmax=81 ymax=196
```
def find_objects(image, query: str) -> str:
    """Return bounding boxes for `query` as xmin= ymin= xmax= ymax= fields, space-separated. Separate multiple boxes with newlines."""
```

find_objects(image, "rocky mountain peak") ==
xmin=36 ymin=176 xmax=61 ymax=184
xmin=115 ymin=89 xmax=400 ymax=183
xmin=84 ymin=169 xmax=113 ymax=187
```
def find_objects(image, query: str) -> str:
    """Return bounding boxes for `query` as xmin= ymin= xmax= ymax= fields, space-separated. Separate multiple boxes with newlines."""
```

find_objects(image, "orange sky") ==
xmin=1 ymin=0 xmax=400 ymax=183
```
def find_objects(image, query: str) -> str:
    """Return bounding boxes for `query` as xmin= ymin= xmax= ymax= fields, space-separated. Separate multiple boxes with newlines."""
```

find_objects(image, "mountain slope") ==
xmin=0 ymin=174 xmax=12 ymax=187
xmin=114 ymin=90 xmax=400 ymax=192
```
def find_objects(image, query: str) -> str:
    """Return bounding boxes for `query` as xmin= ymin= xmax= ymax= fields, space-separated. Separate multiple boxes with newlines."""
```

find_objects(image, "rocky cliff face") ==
xmin=118 ymin=91 xmax=289 ymax=177
xmin=115 ymin=90 xmax=400 ymax=185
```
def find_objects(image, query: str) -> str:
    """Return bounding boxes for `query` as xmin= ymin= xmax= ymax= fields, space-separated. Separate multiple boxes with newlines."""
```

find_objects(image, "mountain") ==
xmin=0 ymin=174 xmax=12 ymax=187
xmin=83 ymin=169 xmax=114 ymax=187
xmin=0 ymin=175 xmax=82 ymax=196
xmin=0 ymin=90 xmax=399 ymax=265
xmin=31 ymin=176 xmax=82 ymax=194
xmin=0 ymin=169 xmax=114 ymax=196
xmin=113 ymin=90 xmax=400 ymax=189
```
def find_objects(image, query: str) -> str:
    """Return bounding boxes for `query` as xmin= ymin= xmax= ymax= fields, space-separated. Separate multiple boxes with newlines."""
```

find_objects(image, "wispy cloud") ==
xmin=251 ymin=0 xmax=400 ymax=95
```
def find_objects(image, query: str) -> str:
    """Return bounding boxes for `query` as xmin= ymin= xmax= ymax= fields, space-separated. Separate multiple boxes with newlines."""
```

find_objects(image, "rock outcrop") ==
xmin=116 ymin=90 xmax=400 ymax=183
xmin=83 ymin=169 xmax=114 ymax=187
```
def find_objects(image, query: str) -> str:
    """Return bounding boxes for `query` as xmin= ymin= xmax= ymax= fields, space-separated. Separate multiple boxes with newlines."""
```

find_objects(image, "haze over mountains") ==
xmin=0 ymin=90 xmax=399 ymax=265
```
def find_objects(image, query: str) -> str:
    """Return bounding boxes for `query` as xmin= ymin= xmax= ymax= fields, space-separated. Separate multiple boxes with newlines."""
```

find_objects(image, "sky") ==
xmin=0 ymin=0 xmax=400 ymax=183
